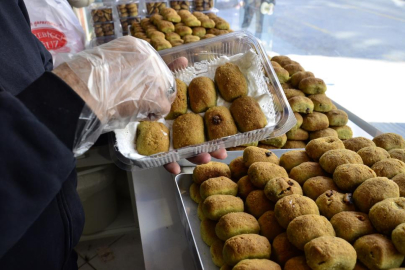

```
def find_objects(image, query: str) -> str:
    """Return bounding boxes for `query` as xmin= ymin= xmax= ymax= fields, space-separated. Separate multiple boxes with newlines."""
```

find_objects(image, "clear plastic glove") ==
xmin=53 ymin=36 xmax=176 ymax=155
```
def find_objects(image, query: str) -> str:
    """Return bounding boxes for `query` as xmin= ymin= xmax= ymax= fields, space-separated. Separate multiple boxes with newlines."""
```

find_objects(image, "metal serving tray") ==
xmin=173 ymin=150 xmax=291 ymax=270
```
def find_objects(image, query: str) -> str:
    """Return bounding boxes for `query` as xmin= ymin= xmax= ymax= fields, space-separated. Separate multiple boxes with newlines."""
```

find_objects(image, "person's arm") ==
xmin=0 ymin=74 xmax=84 ymax=258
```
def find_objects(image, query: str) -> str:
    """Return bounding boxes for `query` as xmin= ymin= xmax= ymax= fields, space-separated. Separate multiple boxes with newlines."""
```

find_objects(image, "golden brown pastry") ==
xmin=271 ymin=232 xmax=302 ymax=266
xmin=392 ymin=223 xmax=405 ymax=255
xmin=258 ymin=211 xmax=284 ymax=242
xmin=190 ymin=183 xmax=202 ymax=203
xmin=325 ymin=109 xmax=349 ymax=127
xmin=304 ymin=236 xmax=356 ymax=270
xmin=204 ymin=106 xmax=238 ymax=141
xmin=230 ymin=96 xmax=267 ymax=132
xmin=243 ymin=147 xmax=279 ymax=167
xmin=246 ymin=190 xmax=275 ymax=218
xmin=392 ymin=172 xmax=405 ymax=196
xmin=165 ymin=78 xmax=187 ymax=120
xmin=173 ymin=113 xmax=205 ymax=149
xmin=229 ymin=156 xmax=248 ymax=181
xmin=332 ymin=125 xmax=353 ymax=140
xmin=290 ymin=71 xmax=315 ymax=88
xmin=233 ymin=259 xmax=281 ymax=270
xmin=188 ymin=76 xmax=216 ymax=113
xmin=353 ymin=177 xmax=400 ymax=213
xmin=248 ymin=162 xmax=288 ymax=189
xmin=316 ymin=190 xmax=356 ymax=219
xmin=309 ymin=128 xmax=338 ymax=141
xmin=264 ymin=177 xmax=303 ymax=203
xmin=357 ymin=146 xmax=390 ymax=167
xmin=333 ymin=163 xmax=377 ymax=192
xmin=215 ymin=212 xmax=260 ymax=241
xmin=200 ymin=218 xmax=220 ymax=246
xmin=215 ymin=63 xmax=248 ymax=102
xmin=301 ymin=112 xmax=329 ymax=132
xmin=287 ymin=214 xmax=335 ymax=250
xmin=330 ymin=211 xmax=375 ymax=243
xmin=202 ymin=194 xmax=244 ymax=221
xmin=305 ymin=136 xmax=345 ymax=161
xmin=199 ymin=176 xmax=238 ymax=200
xmin=279 ymin=150 xmax=311 ymax=172
xmin=223 ymin=234 xmax=271 ymax=266
xmin=299 ymin=77 xmax=327 ymax=95
xmin=343 ymin=137 xmax=376 ymax=152
xmin=136 ymin=121 xmax=169 ymax=155
xmin=373 ymin=133 xmax=405 ymax=151
xmin=274 ymin=194 xmax=320 ymax=229
xmin=260 ymin=134 xmax=288 ymax=148
xmin=289 ymin=162 xmax=327 ymax=185
xmin=302 ymin=176 xmax=339 ymax=200
xmin=210 ymin=240 xmax=225 ymax=267
xmin=192 ymin=161 xmax=231 ymax=184
xmin=369 ymin=197 xmax=405 ymax=234
xmin=371 ymin=158 xmax=405 ymax=179
xmin=237 ymin=175 xmax=257 ymax=199
xmin=319 ymin=149 xmax=363 ymax=174
xmin=354 ymin=234 xmax=405 ymax=269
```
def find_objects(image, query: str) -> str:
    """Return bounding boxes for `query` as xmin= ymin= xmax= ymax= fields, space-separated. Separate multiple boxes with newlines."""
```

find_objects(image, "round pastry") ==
xmin=357 ymin=146 xmax=390 ymax=167
xmin=316 ymin=190 xmax=356 ymax=219
xmin=188 ymin=76 xmax=216 ymax=113
xmin=333 ymin=164 xmax=377 ymax=192
xmin=287 ymin=214 xmax=335 ymax=250
xmin=343 ymin=137 xmax=376 ymax=152
xmin=305 ymin=136 xmax=345 ymax=161
xmin=308 ymin=94 xmax=333 ymax=112
xmin=369 ymin=197 xmax=405 ymax=234
xmin=284 ymin=64 xmax=304 ymax=76
xmin=271 ymin=55 xmax=291 ymax=64
xmin=273 ymin=67 xmax=289 ymax=83
xmin=200 ymin=176 xmax=238 ymax=200
xmin=220 ymin=265 xmax=232 ymax=270
xmin=284 ymin=256 xmax=311 ymax=270
xmin=200 ymin=218 xmax=220 ymax=246
xmin=389 ymin=149 xmax=405 ymax=162
xmin=282 ymin=140 xmax=307 ymax=149
xmin=260 ymin=134 xmax=287 ymax=148
xmin=290 ymin=71 xmax=315 ymax=88
xmin=373 ymin=133 xmax=405 ymax=151
xmin=301 ymin=112 xmax=329 ymax=132
xmin=274 ymin=194 xmax=320 ymax=229
xmin=289 ymin=162 xmax=327 ymax=185
xmin=288 ymin=96 xmax=314 ymax=114
xmin=197 ymin=202 xmax=205 ymax=220
xmin=271 ymin=60 xmax=282 ymax=68
xmin=173 ymin=113 xmax=205 ymax=149
xmin=392 ymin=223 xmax=405 ymax=255
xmin=215 ymin=212 xmax=260 ymax=241
xmin=192 ymin=26 xmax=206 ymax=37
xmin=258 ymin=211 xmax=284 ymax=242
xmin=303 ymin=176 xmax=339 ymax=200
xmin=246 ymin=190 xmax=275 ymax=218
xmin=309 ymin=128 xmax=338 ymax=141
xmin=330 ymin=211 xmax=375 ymax=243
xmin=237 ymin=175 xmax=257 ymax=199
xmin=319 ymin=149 xmax=363 ymax=174
xmin=233 ymin=259 xmax=281 ymax=270
xmin=190 ymin=183 xmax=202 ymax=203
xmin=248 ymin=162 xmax=288 ymax=188
xmin=353 ymin=177 xmax=400 ymax=213
xmin=286 ymin=128 xmax=309 ymax=141
xmin=136 ymin=121 xmax=170 ymax=155
xmin=271 ymin=232 xmax=302 ymax=266
xmin=325 ymin=109 xmax=348 ymax=127
xmin=202 ymin=195 xmax=244 ymax=221
xmin=230 ymin=96 xmax=267 ymax=132
xmin=304 ymin=236 xmax=356 ymax=270
xmin=289 ymin=112 xmax=303 ymax=132
xmin=243 ymin=147 xmax=279 ymax=167
xmin=210 ymin=240 xmax=224 ymax=267
xmin=284 ymin=89 xmax=305 ymax=100
xmin=279 ymin=150 xmax=311 ymax=172
xmin=215 ymin=62 xmax=248 ymax=102
xmin=393 ymin=173 xmax=405 ymax=196
xmin=165 ymin=78 xmax=188 ymax=119
xmin=299 ymin=77 xmax=327 ymax=95
xmin=264 ymin=177 xmax=303 ymax=203
xmin=204 ymin=106 xmax=238 ymax=141
xmin=229 ymin=157 xmax=248 ymax=181
xmin=223 ymin=234 xmax=271 ymax=266
xmin=371 ymin=158 xmax=405 ymax=179
xmin=354 ymin=234 xmax=405 ymax=270
xmin=192 ymin=161 xmax=231 ymax=184
xmin=332 ymin=125 xmax=353 ymax=140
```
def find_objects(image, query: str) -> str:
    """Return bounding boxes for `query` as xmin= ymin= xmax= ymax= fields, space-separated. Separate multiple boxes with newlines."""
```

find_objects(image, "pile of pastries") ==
xmin=130 ymin=7 xmax=232 ymax=50
xmin=229 ymin=55 xmax=351 ymax=151
xmin=135 ymin=62 xmax=267 ymax=156
xmin=189 ymin=132 xmax=405 ymax=269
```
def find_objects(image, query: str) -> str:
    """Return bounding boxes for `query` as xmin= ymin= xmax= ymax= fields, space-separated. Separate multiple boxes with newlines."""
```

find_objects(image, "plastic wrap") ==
xmin=68 ymin=36 xmax=176 ymax=155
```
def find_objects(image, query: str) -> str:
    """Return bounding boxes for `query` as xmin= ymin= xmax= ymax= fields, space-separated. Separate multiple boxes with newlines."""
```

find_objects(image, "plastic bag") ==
xmin=65 ymin=36 xmax=176 ymax=155
xmin=25 ymin=0 xmax=85 ymax=67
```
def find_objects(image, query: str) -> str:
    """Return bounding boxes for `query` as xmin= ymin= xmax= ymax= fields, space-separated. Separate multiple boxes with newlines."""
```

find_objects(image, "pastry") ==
xmin=325 ymin=109 xmax=348 ymax=127
xmin=357 ymin=146 xmax=390 ymax=167
xmin=243 ymin=147 xmax=279 ymax=167
xmin=309 ymin=128 xmax=338 ymax=140
xmin=264 ymin=177 xmax=303 ymax=203
xmin=215 ymin=212 xmax=260 ymax=241
xmin=136 ymin=121 xmax=169 ymax=155
xmin=190 ymin=183 xmax=202 ymax=203
xmin=369 ymin=197 xmax=405 ymax=234
xmin=315 ymin=190 xmax=356 ymax=219
xmin=333 ymin=163 xmax=377 ymax=192
xmin=246 ymin=190 xmax=275 ymax=218
xmin=299 ymin=77 xmax=327 ymax=95
xmin=229 ymin=156 xmax=248 ymax=181
xmin=330 ymin=211 xmax=375 ymax=243
xmin=373 ymin=133 xmax=405 ymax=151
xmin=371 ymin=158 xmax=405 ymax=179
xmin=332 ymin=125 xmax=353 ymax=140
xmin=192 ymin=161 xmax=231 ymax=184
xmin=305 ymin=136 xmax=345 ymax=161
xmin=301 ymin=112 xmax=329 ymax=132
xmin=204 ymin=106 xmax=238 ymax=141
xmin=200 ymin=176 xmax=238 ymax=200
xmin=258 ymin=211 xmax=284 ymax=242
xmin=303 ymin=176 xmax=339 ymax=200
xmin=248 ymin=162 xmax=288 ymax=188
xmin=202 ymin=194 xmax=244 ymax=221
xmin=289 ymin=162 xmax=327 ymax=185
xmin=230 ymin=96 xmax=267 ymax=132
xmin=274 ymin=194 xmax=320 ymax=229
xmin=188 ymin=76 xmax=216 ymax=113
xmin=173 ymin=113 xmax=205 ymax=149
xmin=272 ymin=232 xmax=302 ymax=265
xmin=165 ymin=78 xmax=187 ymax=119
xmin=343 ymin=137 xmax=376 ymax=152
xmin=319 ymin=149 xmax=363 ymax=174
xmin=279 ymin=150 xmax=311 ymax=172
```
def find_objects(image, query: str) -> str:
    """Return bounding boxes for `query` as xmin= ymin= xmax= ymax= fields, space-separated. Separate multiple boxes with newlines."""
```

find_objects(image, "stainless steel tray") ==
xmin=173 ymin=150 xmax=290 ymax=270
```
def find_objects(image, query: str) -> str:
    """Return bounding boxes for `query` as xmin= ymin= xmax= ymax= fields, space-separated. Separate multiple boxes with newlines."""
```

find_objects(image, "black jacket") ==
xmin=0 ymin=1 xmax=85 ymax=269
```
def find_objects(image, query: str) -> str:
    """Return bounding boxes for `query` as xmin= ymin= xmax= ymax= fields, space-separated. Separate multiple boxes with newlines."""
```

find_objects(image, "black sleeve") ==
xmin=0 ymin=78 xmax=83 ymax=258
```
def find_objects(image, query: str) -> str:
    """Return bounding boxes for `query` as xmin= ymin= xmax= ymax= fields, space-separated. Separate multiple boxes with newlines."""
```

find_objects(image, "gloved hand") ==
xmin=53 ymin=36 xmax=176 ymax=154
